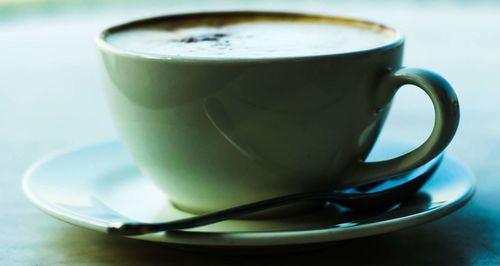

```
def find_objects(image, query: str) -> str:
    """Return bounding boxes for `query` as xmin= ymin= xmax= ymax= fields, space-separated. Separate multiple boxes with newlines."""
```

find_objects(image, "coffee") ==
xmin=105 ymin=13 xmax=397 ymax=58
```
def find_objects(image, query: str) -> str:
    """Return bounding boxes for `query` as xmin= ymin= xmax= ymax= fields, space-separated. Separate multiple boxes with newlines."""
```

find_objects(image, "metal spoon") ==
xmin=108 ymin=155 xmax=442 ymax=236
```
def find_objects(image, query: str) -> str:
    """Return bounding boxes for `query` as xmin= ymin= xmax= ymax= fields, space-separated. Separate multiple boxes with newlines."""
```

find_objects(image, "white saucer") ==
xmin=23 ymin=140 xmax=475 ymax=247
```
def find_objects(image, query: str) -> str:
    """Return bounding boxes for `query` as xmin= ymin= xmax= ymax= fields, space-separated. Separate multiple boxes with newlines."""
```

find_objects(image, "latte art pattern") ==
xmin=105 ymin=15 xmax=397 ymax=58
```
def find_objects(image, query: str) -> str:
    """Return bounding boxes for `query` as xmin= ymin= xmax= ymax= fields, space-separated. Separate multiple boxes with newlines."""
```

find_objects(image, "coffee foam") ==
xmin=105 ymin=14 xmax=398 ymax=58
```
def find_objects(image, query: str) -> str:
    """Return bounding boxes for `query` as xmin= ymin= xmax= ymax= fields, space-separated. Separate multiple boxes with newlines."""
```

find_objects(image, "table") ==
xmin=1 ymin=1 xmax=499 ymax=265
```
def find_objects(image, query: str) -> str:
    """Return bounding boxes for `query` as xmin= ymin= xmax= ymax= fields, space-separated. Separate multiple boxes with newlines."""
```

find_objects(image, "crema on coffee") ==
xmin=104 ymin=13 xmax=398 ymax=58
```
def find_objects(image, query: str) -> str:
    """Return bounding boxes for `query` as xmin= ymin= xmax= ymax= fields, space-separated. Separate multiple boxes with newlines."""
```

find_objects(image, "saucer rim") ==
xmin=22 ymin=140 xmax=475 ymax=247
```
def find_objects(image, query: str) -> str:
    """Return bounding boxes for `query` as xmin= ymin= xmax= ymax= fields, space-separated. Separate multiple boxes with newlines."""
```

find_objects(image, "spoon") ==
xmin=107 ymin=155 xmax=443 ymax=236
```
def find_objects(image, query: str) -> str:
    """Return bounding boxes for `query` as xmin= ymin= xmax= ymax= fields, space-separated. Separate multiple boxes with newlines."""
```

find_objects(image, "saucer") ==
xmin=23 ymin=140 xmax=475 ymax=247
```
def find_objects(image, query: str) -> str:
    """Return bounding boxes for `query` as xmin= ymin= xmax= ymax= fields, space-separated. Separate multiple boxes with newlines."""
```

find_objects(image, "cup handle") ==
xmin=336 ymin=67 xmax=460 ymax=188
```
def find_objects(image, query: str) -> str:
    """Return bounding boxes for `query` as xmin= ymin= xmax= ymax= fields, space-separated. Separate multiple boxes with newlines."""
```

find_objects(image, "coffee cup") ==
xmin=96 ymin=11 xmax=459 ymax=214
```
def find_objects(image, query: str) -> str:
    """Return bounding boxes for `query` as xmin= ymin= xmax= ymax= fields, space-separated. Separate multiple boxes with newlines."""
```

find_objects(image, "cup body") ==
xmin=97 ymin=12 xmax=403 ymax=213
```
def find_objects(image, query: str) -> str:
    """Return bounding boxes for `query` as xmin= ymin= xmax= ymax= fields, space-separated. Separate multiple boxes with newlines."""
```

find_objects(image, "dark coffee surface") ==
xmin=105 ymin=13 xmax=397 ymax=58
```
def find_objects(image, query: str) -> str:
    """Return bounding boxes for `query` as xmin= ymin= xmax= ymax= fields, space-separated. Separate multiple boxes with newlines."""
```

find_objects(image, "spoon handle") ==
xmin=108 ymin=190 xmax=335 ymax=235
xmin=107 ymin=156 xmax=441 ymax=236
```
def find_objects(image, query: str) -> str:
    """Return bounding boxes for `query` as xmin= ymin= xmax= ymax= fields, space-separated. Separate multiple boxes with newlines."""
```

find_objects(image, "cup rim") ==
xmin=96 ymin=10 xmax=404 ymax=63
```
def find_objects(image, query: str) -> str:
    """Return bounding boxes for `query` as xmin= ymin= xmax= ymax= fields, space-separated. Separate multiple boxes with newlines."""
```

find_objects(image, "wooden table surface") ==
xmin=1 ymin=1 xmax=500 ymax=265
